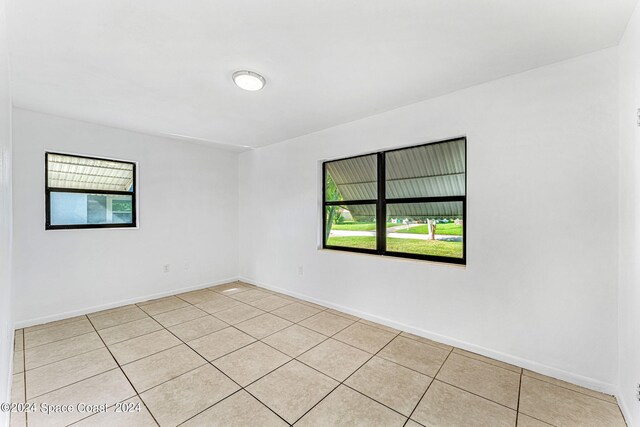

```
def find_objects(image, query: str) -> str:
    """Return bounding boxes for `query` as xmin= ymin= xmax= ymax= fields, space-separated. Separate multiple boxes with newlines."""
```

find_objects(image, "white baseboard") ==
xmin=12 ymin=273 xmax=624 ymax=417
xmin=617 ymin=391 xmax=635 ymax=427
xmin=239 ymin=276 xmax=618 ymax=397
xmin=14 ymin=276 xmax=240 ymax=329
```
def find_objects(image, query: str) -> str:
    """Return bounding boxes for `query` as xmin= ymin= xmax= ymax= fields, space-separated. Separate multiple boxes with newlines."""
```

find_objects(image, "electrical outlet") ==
xmin=636 ymin=383 xmax=640 ymax=402
xmin=163 ymin=264 xmax=170 ymax=273
xmin=184 ymin=262 xmax=190 ymax=271
xmin=297 ymin=265 xmax=303 ymax=276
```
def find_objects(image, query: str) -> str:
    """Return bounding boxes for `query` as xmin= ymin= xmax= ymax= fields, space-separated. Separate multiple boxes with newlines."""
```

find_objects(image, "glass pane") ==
xmin=386 ymin=202 xmax=463 ymax=258
xmin=325 ymin=154 xmax=377 ymax=201
xmin=325 ymin=204 xmax=376 ymax=250
xmin=47 ymin=153 xmax=134 ymax=192
xmin=386 ymin=139 xmax=465 ymax=198
xmin=50 ymin=192 xmax=134 ymax=226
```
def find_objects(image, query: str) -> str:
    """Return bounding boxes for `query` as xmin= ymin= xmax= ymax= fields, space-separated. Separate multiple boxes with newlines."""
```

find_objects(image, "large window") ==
xmin=323 ymin=137 xmax=466 ymax=264
xmin=45 ymin=152 xmax=137 ymax=230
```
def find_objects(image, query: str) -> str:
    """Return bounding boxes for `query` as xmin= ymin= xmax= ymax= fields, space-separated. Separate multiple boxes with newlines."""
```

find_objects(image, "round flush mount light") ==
xmin=232 ymin=70 xmax=266 ymax=91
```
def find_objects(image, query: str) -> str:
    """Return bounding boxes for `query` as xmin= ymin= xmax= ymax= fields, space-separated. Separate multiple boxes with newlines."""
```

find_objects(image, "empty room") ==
xmin=0 ymin=0 xmax=639 ymax=426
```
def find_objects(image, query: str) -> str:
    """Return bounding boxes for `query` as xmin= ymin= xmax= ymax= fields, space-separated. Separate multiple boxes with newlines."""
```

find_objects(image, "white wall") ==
xmin=239 ymin=48 xmax=620 ymax=392
xmin=618 ymin=2 xmax=640 ymax=424
xmin=12 ymin=109 xmax=239 ymax=326
xmin=0 ymin=0 xmax=10 ymax=424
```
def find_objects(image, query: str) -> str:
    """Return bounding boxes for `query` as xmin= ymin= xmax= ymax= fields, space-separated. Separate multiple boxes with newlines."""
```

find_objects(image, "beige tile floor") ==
xmin=9 ymin=281 xmax=627 ymax=427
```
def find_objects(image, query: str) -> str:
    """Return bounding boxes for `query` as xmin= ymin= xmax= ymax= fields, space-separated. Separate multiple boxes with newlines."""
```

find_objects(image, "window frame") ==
xmin=322 ymin=137 xmax=466 ymax=265
xmin=45 ymin=151 xmax=138 ymax=230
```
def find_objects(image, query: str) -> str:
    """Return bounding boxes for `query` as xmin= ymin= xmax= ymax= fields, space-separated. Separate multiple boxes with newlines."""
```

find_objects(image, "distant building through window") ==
xmin=323 ymin=137 xmax=466 ymax=264
xmin=45 ymin=152 xmax=137 ymax=229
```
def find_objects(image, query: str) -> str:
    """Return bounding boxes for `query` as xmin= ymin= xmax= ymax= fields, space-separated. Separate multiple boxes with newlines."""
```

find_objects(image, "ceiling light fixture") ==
xmin=232 ymin=70 xmax=266 ymax=91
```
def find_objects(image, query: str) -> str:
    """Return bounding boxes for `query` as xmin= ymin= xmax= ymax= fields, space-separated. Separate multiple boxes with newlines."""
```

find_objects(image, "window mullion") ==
xmin=376 ymin=152 xmax=386 ymax=255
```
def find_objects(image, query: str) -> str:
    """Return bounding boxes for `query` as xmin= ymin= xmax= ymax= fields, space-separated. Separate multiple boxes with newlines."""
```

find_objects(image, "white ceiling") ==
xmin=9 ymin=0 xmax=638 ymax=150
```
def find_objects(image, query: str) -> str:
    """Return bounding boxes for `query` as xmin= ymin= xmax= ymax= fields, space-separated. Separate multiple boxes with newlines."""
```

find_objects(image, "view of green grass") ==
xmin=325 ymin=236 xmax=463 ymax=258
xmin=394 ymin=223 xmax=463 ymax=236
xmin=331 ymin=222 xmax=397 ymax=231
xmin=331 ymin=222 xmax=376 ymax=231
xmin=332 ymin=221 xmax=462 ymax=236
xmin=326 ymin=235 xmax=377 ymax=250
xmin=387 ymin=238 xmax=462 ymax=257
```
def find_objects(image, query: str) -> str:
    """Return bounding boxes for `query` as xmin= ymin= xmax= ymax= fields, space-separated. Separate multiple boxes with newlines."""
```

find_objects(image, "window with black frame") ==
xmin=45 ymin=152 xmax=137 ymax=230
xmin=323 ymin=137 xmax=466 ymax=264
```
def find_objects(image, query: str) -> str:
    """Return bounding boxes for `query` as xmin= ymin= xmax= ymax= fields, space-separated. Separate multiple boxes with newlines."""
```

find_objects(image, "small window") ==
xmin=323 ymin=137 xmax=466 ymax=264
xmin=45 ymin=152 xmax=137 ymax=230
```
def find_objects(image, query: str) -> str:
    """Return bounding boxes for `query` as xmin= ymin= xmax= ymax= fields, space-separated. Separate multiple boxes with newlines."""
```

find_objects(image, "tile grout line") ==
xmin=28 ymin=300 xmax=264 ymax=361
xmin=21 ymin=288 xmax=332 ymax=423
xmin=248 ymin=301 xmax=360 ymax=362
xmin=434 ymin=378 xmax=519 ymax=412
xmin=299 ymin=328 xmax=403 ymax=419
xmin=289 ymin=328 xmax=405 ymax=424
xmin=159 ymin=286 xmax=350 ymax=426
xmin=25 ymin=363 xmax=184 ymax=407
xmin=99 ymin=323 xmax=166 ymax=347
xmin=23 ymin=329 xmax=96 ymax=352
xmin=23 ymin=323 xmax=95 ymax=351
xmin=19 ymin=296 xmax=602 ymax=426
xmin=259 ymin=328 xmax=330 ymax=358
xmin=84 ymin=314 xmax=161 ymax=427
xmin=449 ymin=351 xmax=615 ymax=409
xmin=137 ymin=304 xmax=193 ymax=318
xmin=17 ymin=284 xmax=248 ymax=425
xmin=173 ymin=389 xmax=252 ymax=427
xmin=264 ymin=302 xmax=328 ymax=323
xmin=224 ymin=362 xmax=295 ymax=426
xmin=18 ymin=296 xmax=490 ymax=419
xmin=102 ymin=308 xmax=226 ymax=346
xmin=17 ymin=284 xmax=622 ymax=427
xmin=390 ymin=352 xmax=549 ymax=421
xmin=403 ymin=345 xmax=455 ymax=426
xmin=22 ymin=307 xmax=193 ymax=352
xmin=144 ymin=306 xmax=209 ymax=325
xmin=91 ymin=313 xmax=154 ymax=330
xmin=121 ymin=310 xmax=278 ymax=371
xmin=193 ymin=295 xmax=409 ymax=423
xmin=399 ymin=333 xmax=455 ymax=352
xmin=124 ymin=292 xmax=324 ymax=349
xmin=406 ymin=341 xmax=615 ymax=407
xmin=520 ymin=371 xmax=618 ymax=405
xmin=267 ymin=325 xmax=535 ymax=419
xmin=342 ymin=383 xmax=419 ymax=423
xmin=146 ymin=312 xmax=293 ymax=426
xmin=451 ymin=348 xmax=522 ymax=374
xmin=326 ymin=329 xmax=447 ymax=421
xmin=102 ymin=321 xmax=173 ymax=348
xmin=516 ymin=411 xmax=557 ymax=427
xmin=114 ymin=341 xmax=185 ymax=368
xmin=172 ymin=287 xmax=237 ymax=304
xmin=141 ymin=301 xmax=289 ymax=420
xmin=23 ymin=347 xmax=125 ymax=401
xmin=225 ymin=285 xmax=327 ymax=311
xmin=61 ymin=369 xmax=160 ymax=427
xmin=516 ymin=376 xmax=612 ymax=427
xmin=22 ymin=316 xmax=89 ymax=335
xmin=123 ymin=359 xmax=210 ymax=395
xmin=20 ymin=339 xmax=109 ymax=374
xmin=157 ymin=315 xmax=210 ymax=330
xmin=22 ymin=368 xmax=150 ymax=420
xmin=207 ymin=304 xmax=269 ymax=325
xmin=359 ymin=341 xmax=522 ymax=415
xmin=516 ymin=368 xmax=523 ymax=426
xmin=21 ymin=329 xmax=27 ymax=427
